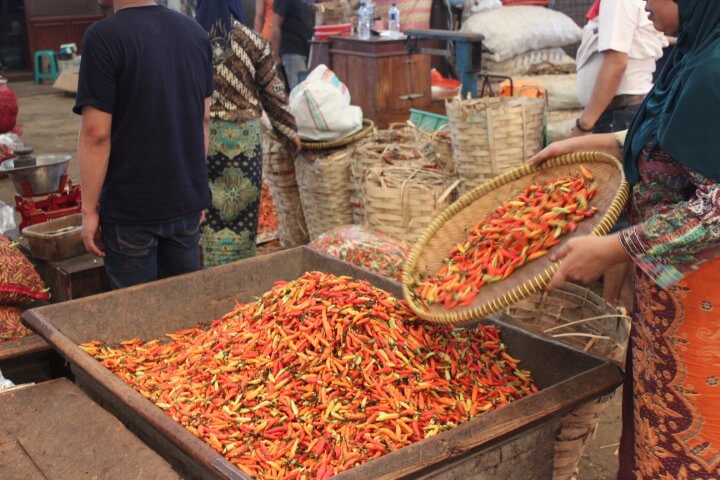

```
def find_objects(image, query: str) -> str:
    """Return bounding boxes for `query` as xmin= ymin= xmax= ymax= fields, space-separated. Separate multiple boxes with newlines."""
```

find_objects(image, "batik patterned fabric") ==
xmin=617 ymin=146 xmax=720 ymax=479
xmin=200 ymin=119 xmax=262 ymax=267
xmin=620 ymin=147 xmax=720 ymax=288
xmin=209 ymin=23 xmax=297 ymax=144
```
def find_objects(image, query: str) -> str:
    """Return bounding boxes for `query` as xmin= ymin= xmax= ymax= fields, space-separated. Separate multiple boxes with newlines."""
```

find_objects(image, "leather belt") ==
xmin=608 ymin=94 xmax=646 ymax=111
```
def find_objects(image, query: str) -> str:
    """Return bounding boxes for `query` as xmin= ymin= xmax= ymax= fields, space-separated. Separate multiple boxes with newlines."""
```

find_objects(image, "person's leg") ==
xmin=281 ymin=54 xmax=308 ymax=90
xmin=101 ymin=222 xmax=159 ymax=289
xmin=157 ymin=211 xmax=202 ymax=279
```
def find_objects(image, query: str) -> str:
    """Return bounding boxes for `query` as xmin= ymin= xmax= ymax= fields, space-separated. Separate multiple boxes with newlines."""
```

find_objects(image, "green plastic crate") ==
xmin=409 ymin=108 xmax=449 ymax=131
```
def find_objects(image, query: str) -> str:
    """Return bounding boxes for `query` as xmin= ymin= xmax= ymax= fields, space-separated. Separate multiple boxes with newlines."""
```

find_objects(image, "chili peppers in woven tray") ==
xmin=309 ymin=225 xmax=410 ymax=281
xmin=82 ymin=272 xmax=537 ymax=479
xmin=414 ymin=167 xmax=598 ymax=310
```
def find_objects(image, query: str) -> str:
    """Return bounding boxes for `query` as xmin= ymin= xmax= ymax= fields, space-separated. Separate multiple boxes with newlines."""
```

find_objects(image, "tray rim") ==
xmin=401 ymin=151 xmax=630 ymax=324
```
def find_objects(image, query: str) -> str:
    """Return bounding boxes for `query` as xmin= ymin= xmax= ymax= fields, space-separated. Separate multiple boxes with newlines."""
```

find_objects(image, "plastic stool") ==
xmin=34 ymin=50 xmax=59 ymax=84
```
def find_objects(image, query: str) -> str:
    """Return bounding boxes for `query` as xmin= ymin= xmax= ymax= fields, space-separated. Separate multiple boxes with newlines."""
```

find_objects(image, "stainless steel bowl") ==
xmin=0 ymin=154 xmax=72 ymax=195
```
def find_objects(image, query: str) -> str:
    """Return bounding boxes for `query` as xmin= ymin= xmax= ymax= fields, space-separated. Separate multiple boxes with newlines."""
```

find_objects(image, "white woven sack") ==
xmin=516 ymin=74 xmax=581 ymax=111
xmin=461 ymin=6 xmax=582 ymax=63
xmin=482 ymin=48 xmax=576 ymax=77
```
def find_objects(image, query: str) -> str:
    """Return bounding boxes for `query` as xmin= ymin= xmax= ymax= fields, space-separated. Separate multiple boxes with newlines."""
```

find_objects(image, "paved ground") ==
xmin=1 ymin=80 xmax=623 ymax=479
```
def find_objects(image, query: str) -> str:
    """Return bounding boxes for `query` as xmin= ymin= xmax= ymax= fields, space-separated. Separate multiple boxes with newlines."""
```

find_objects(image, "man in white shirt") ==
xmin=573 ymin=0 xmax=665 ymax=136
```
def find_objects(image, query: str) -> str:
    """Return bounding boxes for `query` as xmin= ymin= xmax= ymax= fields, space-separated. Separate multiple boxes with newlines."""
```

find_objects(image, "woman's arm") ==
xmin=254 ymin=0 xmax=266 ymax=33
xmin=253 ymin=36 xmax=300 ymax=151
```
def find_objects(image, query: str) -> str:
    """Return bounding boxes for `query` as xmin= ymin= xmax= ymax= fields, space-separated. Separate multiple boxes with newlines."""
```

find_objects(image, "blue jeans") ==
xmin=282 ymin=54 xmax=308 ymax=91
xmin=101 ymin=212 xmax=202 ymax=290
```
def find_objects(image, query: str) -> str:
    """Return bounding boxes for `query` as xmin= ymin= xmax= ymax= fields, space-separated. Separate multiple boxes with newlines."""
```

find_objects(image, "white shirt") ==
xmin=576 ymin=0 xmax=666 ymax=107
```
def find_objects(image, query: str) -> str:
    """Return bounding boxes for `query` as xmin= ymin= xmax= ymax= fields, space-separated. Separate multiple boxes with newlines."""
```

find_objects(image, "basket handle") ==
xmin=543 ymin=314 xmax=632 ymax=334
xmin=437 ymin=178 xmax=461 ymax=205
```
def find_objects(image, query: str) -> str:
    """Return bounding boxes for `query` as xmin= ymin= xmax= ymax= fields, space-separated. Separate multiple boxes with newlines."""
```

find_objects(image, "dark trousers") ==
xmin=101 ymin=211 xmax=202 ymax=290
xmin=592 ymin=103 xmax=642 ymax=135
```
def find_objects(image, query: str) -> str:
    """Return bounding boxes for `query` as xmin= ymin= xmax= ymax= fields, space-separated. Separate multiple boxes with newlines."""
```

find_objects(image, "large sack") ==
xmin=517 ymin=74 xmax=581 ymax=111
xmin=0 ymin=235 xmax=49 ymax=304
xmin=482 ymin=47 xmax=576 ymax=77
xmin=289 ymin=65 xmax=363 ymax=142
xmin=461 ymin=6 xmax=582 ymax=63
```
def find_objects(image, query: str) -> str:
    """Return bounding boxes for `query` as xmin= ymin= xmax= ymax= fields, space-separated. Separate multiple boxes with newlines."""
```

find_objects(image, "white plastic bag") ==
xmin=0 ymin=201 xmax=16 ymax=234
xmin=289 ymin=65 xmax=363 ymax=142
xmin=468 ymin=0 xmax=501 ymax=14
xmin=0 ymin=368 xmax=15 ymax=391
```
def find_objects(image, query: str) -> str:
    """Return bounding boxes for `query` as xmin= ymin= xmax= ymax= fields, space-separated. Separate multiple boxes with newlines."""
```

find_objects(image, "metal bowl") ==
xmin=0 ymin=154 xmax=72 ymax=195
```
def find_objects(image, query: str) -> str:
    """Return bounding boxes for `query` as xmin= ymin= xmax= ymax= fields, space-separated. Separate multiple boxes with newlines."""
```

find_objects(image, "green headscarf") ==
xmin=624 ymin=0 xmax=720 ymax=185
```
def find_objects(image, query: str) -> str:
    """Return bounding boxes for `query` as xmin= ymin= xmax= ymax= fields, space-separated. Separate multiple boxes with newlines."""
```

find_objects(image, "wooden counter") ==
xmin=325 ymin=35 xmax=433 ymax=128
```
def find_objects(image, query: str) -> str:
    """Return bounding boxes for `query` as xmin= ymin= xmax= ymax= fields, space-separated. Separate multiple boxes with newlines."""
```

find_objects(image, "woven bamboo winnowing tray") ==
xmin=402 ymin=151 xmax=630 ymax=324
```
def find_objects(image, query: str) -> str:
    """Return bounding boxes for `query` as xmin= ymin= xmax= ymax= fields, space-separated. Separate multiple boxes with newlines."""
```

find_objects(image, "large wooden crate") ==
xmin=24 ymin=247 xmax=621 ymax=480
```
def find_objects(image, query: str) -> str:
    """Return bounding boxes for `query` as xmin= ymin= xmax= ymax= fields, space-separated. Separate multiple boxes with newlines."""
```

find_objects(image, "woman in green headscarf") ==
xmin=530 ymin=1 xmax=720 ymax=478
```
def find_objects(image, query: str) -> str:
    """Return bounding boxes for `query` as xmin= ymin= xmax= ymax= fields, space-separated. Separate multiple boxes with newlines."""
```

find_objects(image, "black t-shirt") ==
xmin=74 ymin=6 xmax=213 ymax=224
xmin=273 ymin=0 xmax=315 ymax=57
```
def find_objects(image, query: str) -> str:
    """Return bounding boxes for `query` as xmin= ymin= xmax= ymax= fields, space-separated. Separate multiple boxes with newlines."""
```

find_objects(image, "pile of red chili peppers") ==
xmin=414 ymin=168 xmax=598 ymax=309
xmin=81 ymin=272 xmax=537 ymax=479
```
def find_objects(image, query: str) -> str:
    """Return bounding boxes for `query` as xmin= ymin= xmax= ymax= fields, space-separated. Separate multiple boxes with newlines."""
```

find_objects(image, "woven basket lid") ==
xmin=402 ymin=151 xmax=630 ymax=325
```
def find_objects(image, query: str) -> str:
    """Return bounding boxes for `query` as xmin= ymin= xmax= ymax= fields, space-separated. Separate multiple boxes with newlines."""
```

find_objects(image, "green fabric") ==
xmin=200 ymin=118 xmax=263 ymax=268
xmin=624 ymin=0 xmax=720 ymax=186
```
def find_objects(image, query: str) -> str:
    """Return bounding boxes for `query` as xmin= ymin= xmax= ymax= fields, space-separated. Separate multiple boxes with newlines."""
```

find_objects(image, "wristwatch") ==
xmin=575 ymin=118 xmax=594 ymax=133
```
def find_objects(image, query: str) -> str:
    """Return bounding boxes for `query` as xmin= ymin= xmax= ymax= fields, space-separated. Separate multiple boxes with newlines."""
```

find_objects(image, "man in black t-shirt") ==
xmin=271 ymin=0 xmax=315 ymax=89
xmin=74 ymin=0 xmax=214 ymax=289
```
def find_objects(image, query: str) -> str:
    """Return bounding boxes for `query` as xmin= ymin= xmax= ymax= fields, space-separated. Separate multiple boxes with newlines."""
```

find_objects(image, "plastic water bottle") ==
xmin=365 ymin=1 xmax=375 ymax=33
xmin=388 ymin=3 xmax=401 ymax=38
xmin=358 ymin=2 xmax=370 ymax=40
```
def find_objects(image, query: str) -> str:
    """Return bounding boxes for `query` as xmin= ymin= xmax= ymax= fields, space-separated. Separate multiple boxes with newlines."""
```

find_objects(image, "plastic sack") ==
xmin=0 ymin=368 xmax=15 ymax=390
xmin=0 ymin=201 xmax=16 ymax=234
xmin=308 ymin=225 xmax=410 ymax=280
xmin=461 ymin=6 xmax=582 ymax=63
xmin=0 ymin=131 xmax=23 ymax=162
xmin=468 ymin=0 xmax=501 ymax=14
xmin=289 ymin=65 xmax=363 ymax=142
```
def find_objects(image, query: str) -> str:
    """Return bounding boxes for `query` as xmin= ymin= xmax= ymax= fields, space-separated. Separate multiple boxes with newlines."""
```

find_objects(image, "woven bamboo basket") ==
xmin=363 ymin=166 xmax=460 ymax=244
xmin=295 ymin=148 xmax=355 ymax=240
xmin=446 ymin=96 xmax=545 ymax=193
xmin=402 ymin=151 xmax=630 ymax=324
xmin=504 ymin=283 xmax=631 ymax=480
xmin=262 ymin=134 xmax=309 ymax=247
xmin=350 ymin=124 xmax=447 ymax=224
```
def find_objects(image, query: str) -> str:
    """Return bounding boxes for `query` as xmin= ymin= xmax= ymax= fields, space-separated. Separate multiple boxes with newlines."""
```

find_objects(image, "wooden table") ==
xmin=319 ymin=35 xmax=434 ymax=128
xmin=0 ymin=379 xmax=182 ymax=479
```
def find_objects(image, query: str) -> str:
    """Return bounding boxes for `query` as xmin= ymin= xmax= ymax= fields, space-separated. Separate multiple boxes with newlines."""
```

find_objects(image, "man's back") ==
xmin=75 ymin=6 xmax=214 ymax=223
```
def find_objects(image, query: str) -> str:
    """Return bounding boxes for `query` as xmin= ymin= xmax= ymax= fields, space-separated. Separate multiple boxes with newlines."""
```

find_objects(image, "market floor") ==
xmin=0 ymin=81 xmax=624 ymax=479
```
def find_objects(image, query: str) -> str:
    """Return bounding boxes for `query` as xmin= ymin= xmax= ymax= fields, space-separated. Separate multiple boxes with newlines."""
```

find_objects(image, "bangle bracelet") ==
xmin=575 ymin=118 xmax=594 ymax=133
